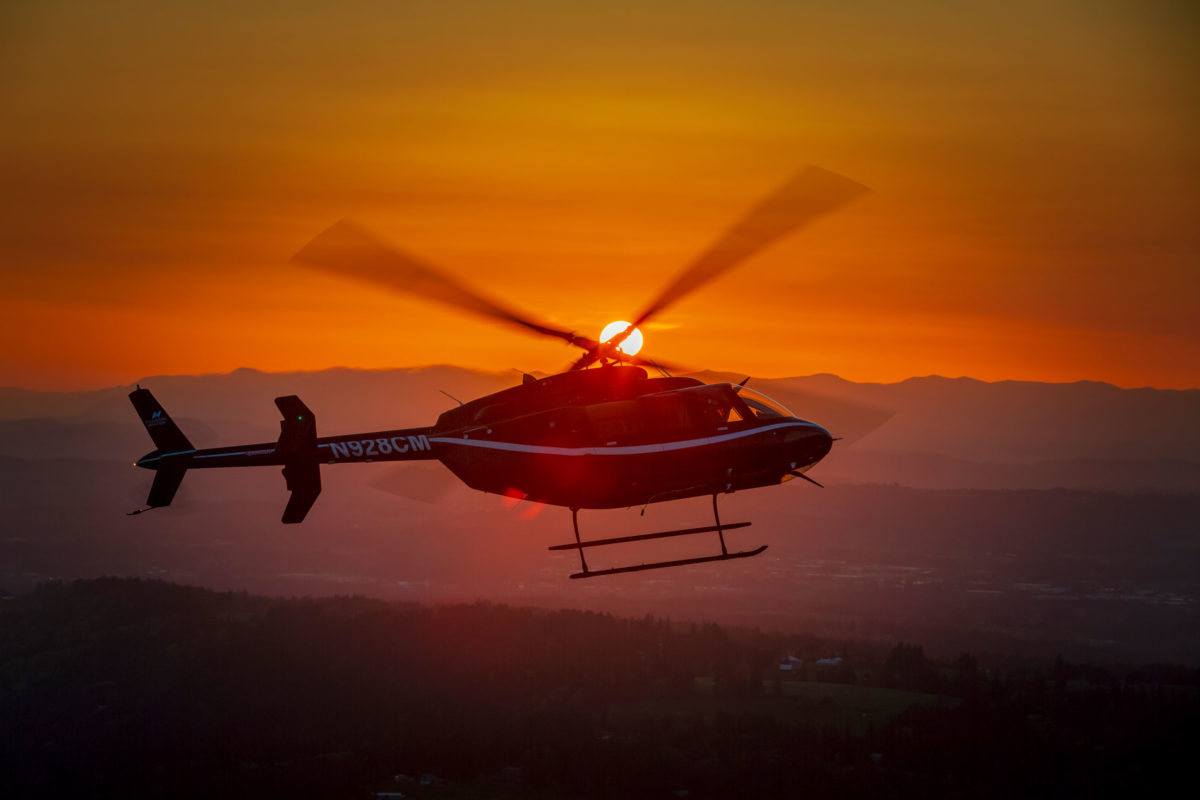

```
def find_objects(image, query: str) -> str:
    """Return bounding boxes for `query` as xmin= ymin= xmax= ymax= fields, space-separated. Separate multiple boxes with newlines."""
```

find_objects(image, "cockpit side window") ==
xmin=742 ymin=397 xmax=779 ymax=418
xmin=692 ymin=388 xmax=752 ymax=429
xmin=639 ymin=385 xmax=758 ymax=435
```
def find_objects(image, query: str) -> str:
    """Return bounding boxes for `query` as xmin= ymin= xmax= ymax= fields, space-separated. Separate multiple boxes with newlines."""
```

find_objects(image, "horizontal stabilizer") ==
xmin=276 ymin=395 xmax=321 ymax=524
xmin=281 ymin=460 xmax=321 ymax=524
xmin=275 ymin=395 xmax=316 ymax=455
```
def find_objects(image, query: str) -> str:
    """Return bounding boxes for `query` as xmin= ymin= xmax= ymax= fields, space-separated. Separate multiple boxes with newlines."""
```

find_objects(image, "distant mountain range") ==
xmin=3 ymin=366 xmax=1197 ymax=493
xmin=2 ymin=366 xmax=1197 ymax=662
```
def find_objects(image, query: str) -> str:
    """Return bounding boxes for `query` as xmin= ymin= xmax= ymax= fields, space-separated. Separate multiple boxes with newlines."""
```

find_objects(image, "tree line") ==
xmin=2 ymin=577 xmax=1196 ymax=798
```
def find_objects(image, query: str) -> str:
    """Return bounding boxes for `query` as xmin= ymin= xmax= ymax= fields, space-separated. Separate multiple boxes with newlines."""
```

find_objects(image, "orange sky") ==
xmin=2 ymin=1 xmax=1197 ymax=390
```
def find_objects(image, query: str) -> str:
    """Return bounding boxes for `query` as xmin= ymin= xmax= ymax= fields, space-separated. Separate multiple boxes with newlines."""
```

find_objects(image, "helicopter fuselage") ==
xmin=431 ymin=366 xmax=831 ymax=508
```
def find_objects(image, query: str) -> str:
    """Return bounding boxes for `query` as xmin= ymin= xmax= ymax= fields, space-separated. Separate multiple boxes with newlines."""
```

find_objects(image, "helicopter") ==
xmin=129 ymin=166 xmax=866 ymax=578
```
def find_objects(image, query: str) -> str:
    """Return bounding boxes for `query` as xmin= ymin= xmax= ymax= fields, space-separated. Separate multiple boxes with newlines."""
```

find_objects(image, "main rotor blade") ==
xmin=565 ymin=347 xmax=681 ymax=374
xmin=292 ymin=220 xmax=582 ymax=345
xmin=631 ymin=166 xmax=868 ymax=329
xmin=568 ymin=350 xmax=599 ymax=372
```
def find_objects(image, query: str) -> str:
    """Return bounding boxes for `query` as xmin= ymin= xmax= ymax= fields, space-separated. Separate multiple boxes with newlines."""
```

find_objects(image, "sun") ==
xmin=599 ymin=320 xmax=644 ymax=356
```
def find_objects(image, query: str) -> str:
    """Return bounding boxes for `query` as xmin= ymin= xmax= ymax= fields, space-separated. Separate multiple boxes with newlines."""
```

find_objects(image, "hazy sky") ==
xmin=2 ymin=0 xmax=1197 ymax=390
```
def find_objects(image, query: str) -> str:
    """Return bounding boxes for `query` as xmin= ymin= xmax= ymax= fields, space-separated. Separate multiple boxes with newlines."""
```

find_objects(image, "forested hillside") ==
xmin=3 ymin=579 xmax=1195 ymax=798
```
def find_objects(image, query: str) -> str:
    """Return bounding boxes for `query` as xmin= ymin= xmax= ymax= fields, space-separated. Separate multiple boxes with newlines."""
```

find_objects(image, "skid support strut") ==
xmin=551 ymin=495 xmax=765 ymax=579
xmin=571 ymin=508 xmax=588 ymax=575
xmin=713 ymin=494 xmax=728 ymax=556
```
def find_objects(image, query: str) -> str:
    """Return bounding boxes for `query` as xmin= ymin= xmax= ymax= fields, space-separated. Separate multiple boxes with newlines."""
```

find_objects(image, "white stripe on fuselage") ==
xmin=429 ymin=421 xmax=818 ymax=457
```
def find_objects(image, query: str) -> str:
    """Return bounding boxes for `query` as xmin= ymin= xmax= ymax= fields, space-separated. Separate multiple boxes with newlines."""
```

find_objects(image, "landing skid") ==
xmin=548 ymin=521 xmax=752 ymax=551
xmin=568 ymin=546 xmax=767 ymax=580
xmin=550 ymin=494 xmax=766 ymax=579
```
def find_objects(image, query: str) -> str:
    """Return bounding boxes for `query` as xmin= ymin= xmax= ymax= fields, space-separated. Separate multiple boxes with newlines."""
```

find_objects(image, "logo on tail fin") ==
xmin=129 ymin=388 xmax=193 ymax=452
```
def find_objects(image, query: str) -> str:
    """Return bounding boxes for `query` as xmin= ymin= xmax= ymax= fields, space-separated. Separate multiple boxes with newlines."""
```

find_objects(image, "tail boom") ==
xmin=132 ymin=387 xmax=437 ymax=522
xmin=137 ymin=429 xmax=438 ymax=471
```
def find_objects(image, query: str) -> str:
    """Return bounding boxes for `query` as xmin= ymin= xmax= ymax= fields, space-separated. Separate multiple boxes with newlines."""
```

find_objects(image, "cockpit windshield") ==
xmin=736 ymin=387 xmax=795 ymax=419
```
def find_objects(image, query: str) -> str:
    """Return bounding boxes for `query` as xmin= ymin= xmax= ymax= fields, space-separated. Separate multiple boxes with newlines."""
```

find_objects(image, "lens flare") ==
xmin=599 ymin=321 xmax=644 ymax=355
xmin=501 ymin=487 xmax=526 ymax=509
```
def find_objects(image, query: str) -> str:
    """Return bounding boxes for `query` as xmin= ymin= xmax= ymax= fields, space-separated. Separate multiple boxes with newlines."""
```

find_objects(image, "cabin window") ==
xmin=588 ymin=401 xmax=651 ymax=440
xmin=648 ymin=397 xmax=696 ymax=432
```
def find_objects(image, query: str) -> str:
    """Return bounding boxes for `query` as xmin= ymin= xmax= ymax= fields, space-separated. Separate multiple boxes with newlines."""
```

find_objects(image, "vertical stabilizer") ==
xmin=128 ymin=387 xmax=192 ymax=512
xmin=146 ymin=468 xmax=187 ymax=508
xmin=129 ymin=388 xmax=194 ymax=454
